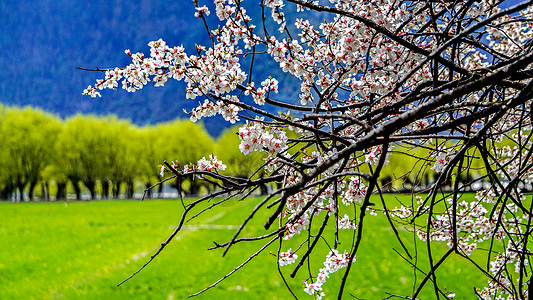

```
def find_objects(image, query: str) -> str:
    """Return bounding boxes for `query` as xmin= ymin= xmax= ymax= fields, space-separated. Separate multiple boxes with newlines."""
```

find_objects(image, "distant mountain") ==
xmin=0 ymin=0 xmax=314 ymax=137
xmin=0 ymin=0 xmax=218 ymax=134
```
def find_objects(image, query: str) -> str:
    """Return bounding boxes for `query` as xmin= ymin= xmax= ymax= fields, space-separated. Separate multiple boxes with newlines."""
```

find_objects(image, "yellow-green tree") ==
xmin=100 ymin=117 xmax=139 ymax=198
xmin=135 ymin=125 xmax=165 ymax=198
xmin=155 ymin=119 xmax=214 ymax=195
xmin=56 ymin=115 xmax=110 ymax=199
xmin=0 ymin=106 xmax=61 ymax=201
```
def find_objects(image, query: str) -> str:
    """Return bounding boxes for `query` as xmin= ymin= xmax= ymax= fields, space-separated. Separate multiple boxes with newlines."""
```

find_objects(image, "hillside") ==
xmin=0 ymin=0 xmax=303 ymax=136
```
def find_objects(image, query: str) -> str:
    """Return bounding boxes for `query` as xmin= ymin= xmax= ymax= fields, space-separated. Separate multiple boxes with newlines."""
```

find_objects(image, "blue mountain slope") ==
xmin=0 ymin=1 xmax=322 ymax=136
xmin=0 ymin=1 xmax=220 ymax=136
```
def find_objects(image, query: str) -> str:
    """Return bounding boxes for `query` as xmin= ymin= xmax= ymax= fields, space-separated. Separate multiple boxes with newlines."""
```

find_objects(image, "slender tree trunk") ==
xmin=0 ymin=182 xmax=13 ymax=201
xmin=88 ymin=184 xmax=96 ymax=200
xmin=188 ymin=179 xmax=200 ymax=196
xmin=260 ymin=182 xmax=268 ymax=195
xmin=145 ymin=181 xmax=152 ymax=199
xmin=28 ymin=180 xmax=38 ymax=201
xmin=40 ymin=182 xmax=50 ymax=201
xmin=157 ymin=181 xmax=164 ymax=198
xmin=126 ymin=180 xmax=134 ymax=199
xmin=101 ymin=180 xmax=110 ymax=199
xmin=113 ymin=181 xmax=121 ymax=199
xmin=16 ymin=182 xmax=25 ymax=202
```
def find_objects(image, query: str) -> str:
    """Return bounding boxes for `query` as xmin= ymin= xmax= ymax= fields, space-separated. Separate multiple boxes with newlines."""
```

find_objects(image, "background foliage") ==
xmin=0 ymin=105 xmax=234 ymax=201
xmin=0 ymin=105 xmax=451 ymax=201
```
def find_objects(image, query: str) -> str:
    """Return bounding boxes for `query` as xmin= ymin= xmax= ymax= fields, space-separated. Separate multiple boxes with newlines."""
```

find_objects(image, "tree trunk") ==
xmin=101 ymin=180 xmax=110 ymax=199
xmin=56 ymin=182 xmax=67 ymax=200
xmin=28 ymin=180 xmax=38 ymax=201
xmin=89 ymin=185 xmax=96 ymax=200
xmin=16 ymin=182 xmax=25 ymax=202
xmin=0 ymin=182 xmax=14 ymax=201
xmin=188 ymin=179 xmax=200 ymax=196
xmin=113 ymin=181 xmax=121 ymax=199
xmin=126 ymin=181 xmax=134 ymax=199
xmin=260 ymin=182 xmax=268 ymax=195
xmin=145 ymin=181 xmax=152 ymax=199
xmin=40 ymin=182 xmax=50 ymax=201
xmin=71 ymin=179 xmax=81 ymax=200
xmin=157 ymin=181 xmax=164 ymax=198
xmin=82 ymin=180 xmax=96 ymax=200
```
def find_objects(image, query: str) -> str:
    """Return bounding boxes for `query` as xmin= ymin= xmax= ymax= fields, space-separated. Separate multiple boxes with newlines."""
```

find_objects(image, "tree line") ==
xmin=0 ymin=105 xmax=265 ymax=201
xmin=1 ymin=105 xmax=488 ymax=202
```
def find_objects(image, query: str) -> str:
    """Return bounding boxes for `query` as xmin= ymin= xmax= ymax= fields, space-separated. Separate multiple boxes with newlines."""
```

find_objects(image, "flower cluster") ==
xmin=389 ymin=206 xmax=413 ymax=220
xmin=341 ymin=177 xmax=366 ymax=205
xmin=414 ymin=189 xmax=532 ymax=298
xmin=284 ymin=213 xmax=310 ymax=240
xmin=365 ymin=145 xmax=393 ymax=166
xmin=416 ymin=198 xmax=498 ymax=256
xmin=238 ymin=121 xmax=288 ymax=155
xmin=194 ymin=5 xmax=210 ymax=18
xmin=278 ymin=249 xmax=298 ymax=266
xmin=83 ymin=36 xmax=247 ymax=128
xmin=160 ymin=155 xmax=226 ymax=177
xmin=338 ymin=214 xmax=357 ymax=230
xmin=197 ymin=155 xmax=227 ymax=172
xmin=189 ymin=98 xmax=240 ymax=124
xmin=304 ymin=249 xmax=354 ymax=299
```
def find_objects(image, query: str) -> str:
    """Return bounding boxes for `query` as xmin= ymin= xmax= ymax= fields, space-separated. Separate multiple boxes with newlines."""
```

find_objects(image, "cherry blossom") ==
xmin=278 ymin=249 xmax=298 ymax=266
xmin=81 ymin=0 xmax=533 ymax=298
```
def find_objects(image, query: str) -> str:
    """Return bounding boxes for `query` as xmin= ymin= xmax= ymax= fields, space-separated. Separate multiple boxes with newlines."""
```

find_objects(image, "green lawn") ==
xmin=0 ymin=195 xmax=489 ymax=299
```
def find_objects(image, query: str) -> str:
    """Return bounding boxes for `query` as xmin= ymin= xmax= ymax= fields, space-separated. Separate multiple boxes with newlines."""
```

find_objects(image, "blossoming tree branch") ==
xmin=82 ymin=0 xmax=533 ymax=298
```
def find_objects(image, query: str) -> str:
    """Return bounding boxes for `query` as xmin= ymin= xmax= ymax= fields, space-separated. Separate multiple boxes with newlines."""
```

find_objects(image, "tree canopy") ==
xmin=0 ymin=107 xmax=219 ymax=201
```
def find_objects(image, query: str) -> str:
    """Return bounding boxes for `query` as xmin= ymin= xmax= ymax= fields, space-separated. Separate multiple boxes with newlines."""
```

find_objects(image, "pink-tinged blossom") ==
xmin=303 ymin=249 xmax=354 ymax=298
xmin=237 ymin=121 xmax=287 ymax=155
xmin=261 ymin=77 xmax=279 ymax=93
xmin=196 ymin=155 xmax=227 ymax=172
xmin=323 ymin=249 xmax=352 ymax=273
xmin=263 ymin=0 xmax=284 ymax=9
xmin=284 ymin=214 xmax=310 ymax=240
xmin=278 ymin=249 xmax=298 ymax=266
xmin=365 ymin=145 xmax=393 ymax=166
xmin=431 ymin=149 xmax=453 ymax=173
xmin=411 ymin=119 xmax=429 ymax=130
xmin=159 ymin=161 xmax=179 ymax=177
xmin=342 ymin=177 xmax=366 ymax=205
xmin=209 ymin=154 xmax=227 ymax=171
xmin=194 ymin=5 xmax=210 ymax=18
xmin=82 ymin=85 xmax=101 ymax=98
xmin=303 ymin=282 xmax=322 ymax=295
xmin=316 ymin=268 xmax=329 ymax=284
xmin=390 ymin=206 xmax=413 ymax=219
xmin=338 ymin=214 xmax=357 ymax=230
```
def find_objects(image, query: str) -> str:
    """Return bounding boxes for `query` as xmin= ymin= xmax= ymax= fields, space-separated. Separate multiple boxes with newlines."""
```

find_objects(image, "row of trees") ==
xmin=0 ymin=105 xmax=267 ymax=201
xmin=1 ymin=105 xmax=467 ymax=202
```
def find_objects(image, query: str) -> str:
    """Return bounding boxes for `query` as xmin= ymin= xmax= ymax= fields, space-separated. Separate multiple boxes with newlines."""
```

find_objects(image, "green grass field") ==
xmin=0 ymin=195 xmax=489 ymax=299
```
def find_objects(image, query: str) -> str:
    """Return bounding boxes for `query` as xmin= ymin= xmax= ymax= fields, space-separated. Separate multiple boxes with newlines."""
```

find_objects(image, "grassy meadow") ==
xmin=0 ymin=195 xmax=490 ymax=299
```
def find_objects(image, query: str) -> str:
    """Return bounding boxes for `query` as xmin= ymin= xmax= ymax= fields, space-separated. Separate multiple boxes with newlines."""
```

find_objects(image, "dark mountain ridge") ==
xmin=0 ymin=1 xmax=327 ymax=136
